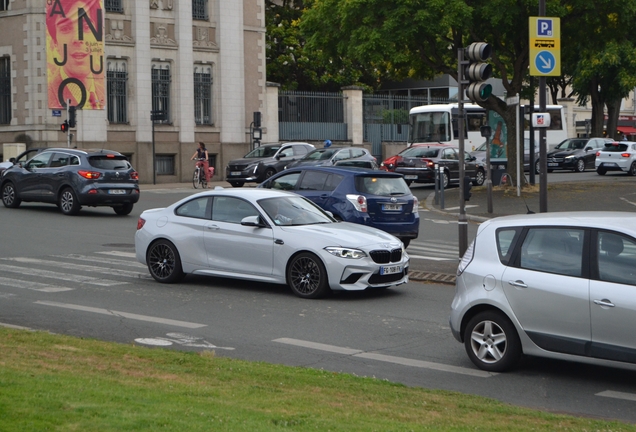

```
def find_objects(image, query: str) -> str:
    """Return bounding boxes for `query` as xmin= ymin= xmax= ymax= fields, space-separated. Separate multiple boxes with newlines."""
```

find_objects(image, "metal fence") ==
xmin=278 ymin=91 xmax=347 ymax=141
xmin=363 ymin=94 xmax=446 ymax=156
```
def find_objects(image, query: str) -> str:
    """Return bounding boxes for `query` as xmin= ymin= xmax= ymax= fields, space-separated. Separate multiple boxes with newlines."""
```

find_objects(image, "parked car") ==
xmin=595 ymin=140 xmax=636 ymax=176
xmin=286 ymin=146 xmax=377 ymax=170
xmin=547 ymin=137 xmax=612 ymax=172
xmin=225 ymin=142 xmax=315 ymax=187
xmin=0 ymin=147 xmax=47 ymax=176
xmin=381 ymin=144 xmax=485 ymax=187
xmin=258 ymin=166 xmax=419 ymax=247
xmin=450 ymin=211 xmax=636 ymax=372
xmin=1 ymin=148 xmax=139 ymax=215
xmin=135 ymin=188 xmax=409 ymax=299
xmin=470 ymin=139 xmax=541 ymax=174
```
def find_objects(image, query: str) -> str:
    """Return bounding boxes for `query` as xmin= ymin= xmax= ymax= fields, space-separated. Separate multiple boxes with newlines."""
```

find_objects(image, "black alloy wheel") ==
xmin=2 ymin=182 xmax=21 ymax=208
xmin=463 ymin=310 xmax=521 ymax=372
xmin=59 ymin=188 xmax=81 ymax=215
xmin=287 ymin=252 xmax=330 ymax=299
xmin=473 ymin=168 xmax=485 ymax=186
xmin=146 ymin=239 xmax=185 ymax=283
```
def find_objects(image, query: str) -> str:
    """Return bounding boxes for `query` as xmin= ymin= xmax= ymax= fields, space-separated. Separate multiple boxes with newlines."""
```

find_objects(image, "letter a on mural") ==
xmin=46 ymin=0 xmax=105 ymax=109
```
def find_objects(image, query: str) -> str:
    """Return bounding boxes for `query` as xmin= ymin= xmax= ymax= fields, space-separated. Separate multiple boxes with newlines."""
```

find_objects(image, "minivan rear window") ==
xmin=355 ymin=176 xmax=410 ymax=196
xmin=89 ymin=156 xmax=131 ymax=170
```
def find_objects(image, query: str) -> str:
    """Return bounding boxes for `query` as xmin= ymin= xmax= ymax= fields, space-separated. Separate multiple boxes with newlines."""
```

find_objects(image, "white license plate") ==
xmin=109 ymin=189 xmax=126 ymax=195
xmin=603 ymin=162 xmax=617 ymax=167
xmin=230 ymin=171 xmax=242 ymax=176
xmin=548 ymin=163 xmax=559 ymax=167
xmin=380 ymin=265 xmax=401 ymax=275
xmin=382 ymin=204 xmax=402 ymax=211
xmin=404 ymin=175 xmax=418 ymax=180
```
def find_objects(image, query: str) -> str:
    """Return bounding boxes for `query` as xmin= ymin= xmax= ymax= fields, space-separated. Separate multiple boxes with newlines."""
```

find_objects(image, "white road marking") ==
xmin=443 ymin=205 xmax=479 ymax=211
xmin=596 ymin=390 xmax=636 ymax=402
xmin=273 ymin=338 xmax=495 ymax=378
xmin=35 ymin=301 xmax=207 ymax=329
xmin=0 ymin=276 xmax=73 ymax=292
xmin=134 ymin=338 xmax=173 ymax=346
xmin=619 ymin=197 xmax=636 ymax=207
xmin=56 ymin=254 xmax=147 ymax=269
xmin=96 ymin=251 xmax=137 ymax=258
xmin=2 ymin=257 xmax=148 ymax=279
xmin=0 ymin=263 xmax=127 ymax=287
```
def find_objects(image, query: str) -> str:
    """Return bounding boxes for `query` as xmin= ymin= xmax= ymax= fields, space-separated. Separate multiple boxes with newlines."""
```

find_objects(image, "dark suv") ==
xmin=258 ymin=166 xmax=419 ymax=247
xmin=225 ymin=142 xmax=315 ymax=187
xmin=1 ymin=148 xmax=139 ymax=215
xmin=547 ymin=137 xmax=613 ymax=172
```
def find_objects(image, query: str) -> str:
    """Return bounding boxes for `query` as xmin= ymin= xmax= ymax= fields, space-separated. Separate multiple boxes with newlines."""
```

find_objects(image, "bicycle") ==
xmin=192 ymin=158 xmax=208 ymax=189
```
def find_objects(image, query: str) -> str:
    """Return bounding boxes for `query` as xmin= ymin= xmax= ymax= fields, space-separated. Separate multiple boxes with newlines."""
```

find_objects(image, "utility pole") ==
xmin=539 ymin=0 xmax=548 ymax=212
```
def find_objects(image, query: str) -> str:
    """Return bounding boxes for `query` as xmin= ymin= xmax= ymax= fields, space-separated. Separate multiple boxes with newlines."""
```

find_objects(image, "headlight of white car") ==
xmin=324 ymin=247 xmax=367 ymax=259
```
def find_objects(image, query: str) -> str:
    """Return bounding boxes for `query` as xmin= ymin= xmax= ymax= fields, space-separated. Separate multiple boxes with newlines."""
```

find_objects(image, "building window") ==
xmin=107 ymin=60 xmax=127 ymax=124
xmin=0 ymin=57 xmax=10 ymax=125
xmin=194 ymin=65 xmax=213 ymax=125
xmin=156 ymin=155 xmax=175 ymax=175
xmin=104 ymin=0 xmax=123 ymax=13
xmin=0 ymin=0 xmax=9 ymax=11
xmin=151 ymin=62 xmax=171 ymax=124
xmin=192 ymin=0 xmax=207 ymax=20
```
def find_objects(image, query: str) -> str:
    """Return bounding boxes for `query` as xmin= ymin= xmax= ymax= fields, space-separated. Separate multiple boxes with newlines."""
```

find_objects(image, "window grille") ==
xmin=0 ymin=57 xmax=10 ymax=125
xmin=156 ymin=155 xmax=175 ymax=175
xmin=107 ymin=60 xmax=127 ymax=123
xmin=151 ymin=63 xmax=171 ymax=124
xmin=194 ymin=65 xmax=213 ymax=125
xmin=192 ymin=0 xmax=207 ymax=20
xmin=104 ymin=0 xmax=123 ymax=13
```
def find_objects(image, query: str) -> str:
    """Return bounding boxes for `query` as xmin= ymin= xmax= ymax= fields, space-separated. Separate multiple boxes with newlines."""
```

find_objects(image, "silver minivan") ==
xmin=450 ymin=212 xmax=636 ymax=372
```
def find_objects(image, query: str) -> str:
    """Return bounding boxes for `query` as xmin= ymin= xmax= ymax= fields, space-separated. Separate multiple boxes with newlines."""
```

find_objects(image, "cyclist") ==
xmin=190 ymin=142 xmax=211 ymax=186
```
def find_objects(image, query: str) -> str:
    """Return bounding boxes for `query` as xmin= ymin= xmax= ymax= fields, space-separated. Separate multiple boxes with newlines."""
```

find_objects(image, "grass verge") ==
xmin=0 ymin=327 xmax=634 ymax=431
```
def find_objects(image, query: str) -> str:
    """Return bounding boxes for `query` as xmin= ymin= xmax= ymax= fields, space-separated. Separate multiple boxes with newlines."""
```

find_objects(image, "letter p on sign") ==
xmin=538 ymin=19 xmax=552 ymax=36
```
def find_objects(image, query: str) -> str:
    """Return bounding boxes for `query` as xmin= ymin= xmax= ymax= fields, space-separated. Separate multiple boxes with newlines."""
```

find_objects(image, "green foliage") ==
xmin=382 ymin=109 xmax=409 ymax=124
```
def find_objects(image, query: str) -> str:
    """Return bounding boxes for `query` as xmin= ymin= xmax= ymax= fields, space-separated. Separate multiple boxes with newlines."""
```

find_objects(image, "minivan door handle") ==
xmin=508 ymin=280 xmax=528 ymax=288
xmin=593 ymin=299 xmax=615 ymax=307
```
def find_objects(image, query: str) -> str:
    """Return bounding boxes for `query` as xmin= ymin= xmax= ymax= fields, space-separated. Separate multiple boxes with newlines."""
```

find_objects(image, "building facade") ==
xmin=0 ymin=0 xmax=267 ymax=183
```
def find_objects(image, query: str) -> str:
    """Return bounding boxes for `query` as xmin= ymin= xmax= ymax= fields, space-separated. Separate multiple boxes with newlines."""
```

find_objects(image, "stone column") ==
xmin=264 ymin=81 xmax=280 ymax=143
xmin=175 ymin=0 xmax=194 ymax=144
xmin=342 ymin=86 xmax=364 ymax=145
xmin=132 ymin=1 xmax=152 ymax=143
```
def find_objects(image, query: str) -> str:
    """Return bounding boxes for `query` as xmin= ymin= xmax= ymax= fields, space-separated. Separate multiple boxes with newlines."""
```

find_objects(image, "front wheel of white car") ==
xmin=463 ymin=310 xmax=521 ymax=372
xmin=287 ymin=252 xmax=330 ymax=299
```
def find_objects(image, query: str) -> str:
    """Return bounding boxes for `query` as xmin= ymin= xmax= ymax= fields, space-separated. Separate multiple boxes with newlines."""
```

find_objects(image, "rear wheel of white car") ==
xmin=2 ymin=182 xmax=21 ymax=208
xmin=628 ymin=162 xmax=636 ymax=176
xmin=463 ymin=310 xmax=521 ymax=372
xmin=147 ymin=239 xmax=185 ymax=283
xmin=575 ymin=159 xmax=585 ymax=172
xmin=287 ymin=252 xmax=330 ymax=299
xmin=597 ymin=167 xmax=607 ymax=175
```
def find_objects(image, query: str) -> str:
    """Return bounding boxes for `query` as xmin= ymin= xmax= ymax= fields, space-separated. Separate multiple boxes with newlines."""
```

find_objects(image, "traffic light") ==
xmin=465 ymin=42 xmax=492 ymax=102
xmin=463 ymin=175 xmax=472 ymax=201
xmin=68 ymin=106 xmax=76 ymax=128
xmin=61 ymin=120 xmax=69 ymax=133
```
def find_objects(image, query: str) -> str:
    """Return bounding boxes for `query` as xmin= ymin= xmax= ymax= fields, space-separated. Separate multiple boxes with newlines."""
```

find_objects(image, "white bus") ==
xmin=408 ymin=103 xmax=567 ymax=150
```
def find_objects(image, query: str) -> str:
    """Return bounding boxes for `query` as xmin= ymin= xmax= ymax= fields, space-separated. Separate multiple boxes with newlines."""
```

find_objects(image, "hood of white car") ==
xmin=278 ymin=222 xmax=400 ymax=249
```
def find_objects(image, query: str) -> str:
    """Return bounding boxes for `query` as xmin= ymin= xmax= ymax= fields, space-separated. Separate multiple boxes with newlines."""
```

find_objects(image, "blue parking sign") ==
xmin=538 ymin=19 xmax=552 ymax=36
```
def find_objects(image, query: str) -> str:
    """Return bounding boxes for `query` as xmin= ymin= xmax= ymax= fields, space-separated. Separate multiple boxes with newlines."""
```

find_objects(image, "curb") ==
xmin=409 ymin=270 xmax=456 ymax=285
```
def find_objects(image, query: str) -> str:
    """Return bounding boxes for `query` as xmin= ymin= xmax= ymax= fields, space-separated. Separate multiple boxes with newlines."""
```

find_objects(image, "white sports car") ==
xmin=135 ymin=188 xmax=409 ymax=299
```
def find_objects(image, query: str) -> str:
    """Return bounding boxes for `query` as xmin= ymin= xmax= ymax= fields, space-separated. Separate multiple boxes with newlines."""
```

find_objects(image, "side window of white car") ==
xmin=597 ymin=231 xmax=636 ymax=285
xmin=175 ymin=197 xmax=210 ymax=219
xmin=495 ymin=228 xmax=521 ymax=265
xmin=519 ymin=228 xmax=585 ymax=277
xmin=212 ymin=197 xmax=258 ymax=224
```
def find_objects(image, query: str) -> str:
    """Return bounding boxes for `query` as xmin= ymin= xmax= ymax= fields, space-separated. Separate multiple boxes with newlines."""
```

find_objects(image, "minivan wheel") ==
xmin=113 ymin=203 xmax=134 ymax=215
xmin=2 ymin=182 xmax=21 ymax=208
xmin=59 ymin=188 xmax=81 ymax=215
xmin=463 ymin=310 xmax=521 ymax=372
xmin=147 ymin=239 xmax=185 ymax=283
xmin=287 ymin=252 xmax=330 ymax=299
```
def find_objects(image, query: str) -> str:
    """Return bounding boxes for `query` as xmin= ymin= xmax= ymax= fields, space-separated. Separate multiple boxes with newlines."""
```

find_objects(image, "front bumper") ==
xmin=323 ymin=249 xmax=410 ymax=291
xmin=226 ymin=164 xmax=264 ymax=183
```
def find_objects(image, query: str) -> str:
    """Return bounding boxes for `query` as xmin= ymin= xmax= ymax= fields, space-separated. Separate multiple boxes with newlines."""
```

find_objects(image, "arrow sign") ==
xmin=534 ymin=51 xmax=556 ymax=74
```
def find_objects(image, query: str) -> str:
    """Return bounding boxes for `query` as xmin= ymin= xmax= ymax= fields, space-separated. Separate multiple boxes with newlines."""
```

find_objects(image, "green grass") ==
xmin=0 ymin=327 xmax=634 ymax=431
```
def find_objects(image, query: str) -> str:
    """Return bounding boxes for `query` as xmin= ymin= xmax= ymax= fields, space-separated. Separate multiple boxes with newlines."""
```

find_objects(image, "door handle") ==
xmin=508 ymin=280 xmax=528 ymax=288
xmin=593 ymin=299 xmax=615 ymax=307
xmin=206 ymin=225 xmax=219 ymax=230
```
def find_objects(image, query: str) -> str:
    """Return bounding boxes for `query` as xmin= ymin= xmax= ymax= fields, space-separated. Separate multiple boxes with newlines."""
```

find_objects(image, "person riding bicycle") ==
xmin=190 ymin=142 xmax=211 ymax=185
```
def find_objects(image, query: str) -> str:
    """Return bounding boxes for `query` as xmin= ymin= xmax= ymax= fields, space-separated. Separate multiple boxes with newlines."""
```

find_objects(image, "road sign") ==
xmin=529 ymin=17 xmax=560 ymax=76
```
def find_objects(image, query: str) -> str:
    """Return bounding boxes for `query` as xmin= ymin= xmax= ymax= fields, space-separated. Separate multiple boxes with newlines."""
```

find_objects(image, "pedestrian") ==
xmin=191 ymin=142 xmax=211 ymax=186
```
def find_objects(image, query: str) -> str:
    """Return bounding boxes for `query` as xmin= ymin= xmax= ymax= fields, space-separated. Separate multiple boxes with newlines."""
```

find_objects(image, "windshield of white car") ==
xmin=259 ymin=196 xmax=334 ymax=226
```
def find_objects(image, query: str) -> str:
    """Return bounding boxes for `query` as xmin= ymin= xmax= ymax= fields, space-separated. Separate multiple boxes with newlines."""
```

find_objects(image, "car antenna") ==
xmin=524 ymin=200 xmax=535 ymax=214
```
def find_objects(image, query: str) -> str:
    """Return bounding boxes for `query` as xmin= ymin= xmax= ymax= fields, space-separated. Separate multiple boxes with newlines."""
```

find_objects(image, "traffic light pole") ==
xmin=66 ymin=99 xmax=71 ymax=148
xmin=457 ymin=48 xmax=468 ymax=258
xmin=539 ymin=0 xmax=548 ymax=212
